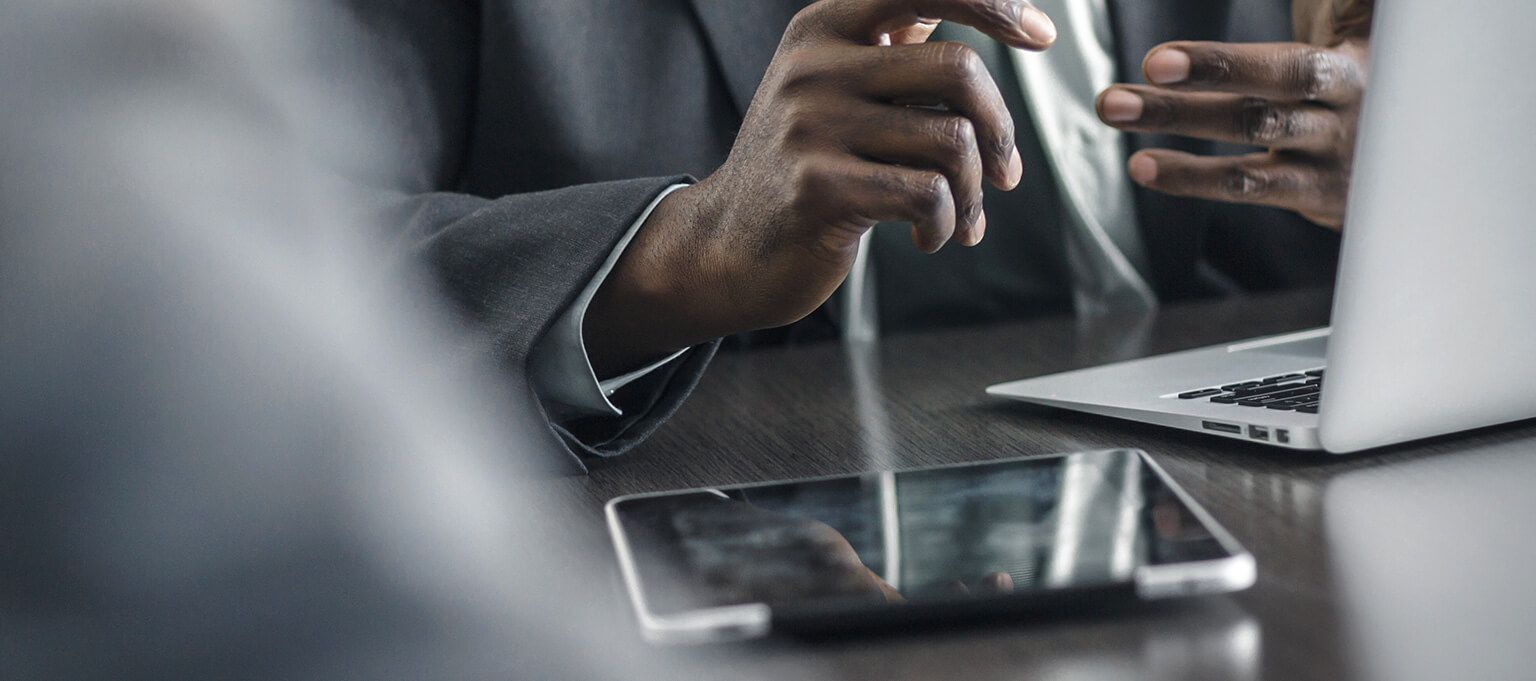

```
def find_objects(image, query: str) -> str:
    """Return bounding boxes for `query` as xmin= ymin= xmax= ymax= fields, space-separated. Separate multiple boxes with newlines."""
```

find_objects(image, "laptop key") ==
xmin=1296 ymin=405 xmax=1320 ymax=414
xmin=1179 ymin=388 xmax=1224 ymax=399
xmin=1210 ymin=395 xmax=1242 ymax=404
xmin=1232 ymin=383 xmax=1305 ymax=398
xmin=1304 ymin=369 xmax=1325 ymax=377
xmin=1250 ymin=386 xmax=1318 ymax=403
xmin=1261 ymin=373 xmax=1305 ymax=384
xmin=1222 ymin=381 xmax=1262 ymax=391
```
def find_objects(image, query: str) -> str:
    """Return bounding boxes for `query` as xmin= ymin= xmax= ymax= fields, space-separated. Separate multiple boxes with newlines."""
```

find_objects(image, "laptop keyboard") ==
xmin=1176 ymin=369 xmax=1324 ymax=414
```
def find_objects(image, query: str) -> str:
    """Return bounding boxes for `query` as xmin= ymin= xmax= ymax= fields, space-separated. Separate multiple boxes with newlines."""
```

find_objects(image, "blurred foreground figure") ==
xmin=0 ymin=2 xmax=786 ymax=679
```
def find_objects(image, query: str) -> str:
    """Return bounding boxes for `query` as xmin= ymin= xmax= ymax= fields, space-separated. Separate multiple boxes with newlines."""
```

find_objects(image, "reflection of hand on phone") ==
xmin=672 ymin=500 xmax=904 ymax=605
xmin=943 ymin=571 xmax=1017 ymax=596
xmin=1151 ymin=491 xmax=1211 ymax=542
xmin=675 ymin=498 xmax=1027 ymax=606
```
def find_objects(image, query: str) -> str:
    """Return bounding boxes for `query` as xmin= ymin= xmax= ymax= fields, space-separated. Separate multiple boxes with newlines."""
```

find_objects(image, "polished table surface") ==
xmin=548 ymin=288 xmax=1536 ymax=681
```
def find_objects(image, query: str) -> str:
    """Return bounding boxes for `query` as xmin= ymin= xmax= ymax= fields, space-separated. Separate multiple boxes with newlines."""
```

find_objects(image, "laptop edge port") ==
xmin=1248 ymin=425 xmax=1270 ymax=441
xmin=1202 ymin=421 xmax=1242 ymax=435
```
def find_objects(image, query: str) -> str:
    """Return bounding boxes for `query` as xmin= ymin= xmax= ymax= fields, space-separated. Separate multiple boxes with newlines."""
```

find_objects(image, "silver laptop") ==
xmin=988 ymin=0 xmax=1536 ymax=454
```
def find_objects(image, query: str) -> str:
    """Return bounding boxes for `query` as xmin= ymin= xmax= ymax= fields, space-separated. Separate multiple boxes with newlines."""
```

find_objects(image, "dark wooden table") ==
xmin=548 ymin=288 xmax=1536 ymax=681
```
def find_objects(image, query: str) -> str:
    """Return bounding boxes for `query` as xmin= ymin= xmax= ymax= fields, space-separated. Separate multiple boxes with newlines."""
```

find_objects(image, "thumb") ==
xmin=1331 ymin=0 xmax=1374 ymax=40
xmin=1294 ymin=0 xmax=1374 ymax=45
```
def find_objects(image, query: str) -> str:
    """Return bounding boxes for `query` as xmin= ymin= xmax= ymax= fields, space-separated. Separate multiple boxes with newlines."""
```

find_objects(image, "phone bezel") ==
xmin=605 ymin=449 xmax=1255 ymax=644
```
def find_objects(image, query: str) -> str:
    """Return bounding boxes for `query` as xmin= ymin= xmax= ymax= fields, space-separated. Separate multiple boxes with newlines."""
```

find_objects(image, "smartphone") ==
xmin=605 ymin=449 xmax=1254 ymax=644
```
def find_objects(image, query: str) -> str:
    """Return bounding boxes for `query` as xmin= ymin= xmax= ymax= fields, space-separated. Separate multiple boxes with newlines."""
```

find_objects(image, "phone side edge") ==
xmin=1131 ymin=449 xmax=1257 ymax=599
xmin=604 ymin=496 xmax=772 ymax=644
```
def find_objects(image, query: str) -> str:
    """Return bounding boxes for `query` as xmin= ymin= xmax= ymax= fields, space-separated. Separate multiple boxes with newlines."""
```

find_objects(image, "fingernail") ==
xmin=1019 ymin=6 xmax=1057 ymax=46
xmin=1128 ymin=154 xmax=1158 ymax=184
xmin=966 ymin=212 xmax=987 ymax=246
xmin=984 ymin=572 xmax=1015 ymax=593
xmin=1100 ymin=89 xmax=1143 ymax=123
xmin=1006 ymin=147 xmax=1023 ymax=189
xmin=1146 ymin=48 xmax=1190 ymax=85
xmin=913 ymin=225 xmax=943 ymax=253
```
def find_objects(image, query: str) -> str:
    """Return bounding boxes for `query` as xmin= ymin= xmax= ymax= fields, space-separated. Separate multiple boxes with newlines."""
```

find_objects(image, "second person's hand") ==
xmin=1093 ymin=1 xmax=1371 ymax=231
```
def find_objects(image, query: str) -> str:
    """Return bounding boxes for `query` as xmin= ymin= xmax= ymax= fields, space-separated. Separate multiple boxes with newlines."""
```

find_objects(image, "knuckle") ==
xmin=1291 ymin=48 xmax=1337 ymax=100
xmin=960 ymin=197 xmax=984 ymax=225
xmin=777 ymin=51 xmax=834 ymax=94
xmin=1225 ymin=164 xmax=1272 ymax=199
xmin=863 ymin=168 xmax=901 ymax=197
xmin=1325 ymin=167 xmax=1350 ymax=198
xmin=992 ymin=0 xmax=1028 ymax=24
xmin=778 ymin=50 xmax=814 ymax=85
xmin=970 ymin=0 xmax=1027 ymax=34
xmin=994 ymin=114 xmax=1017 ymax=153
xmin=936 ymin=116 xmax=978 ymax=156
xmin=1201 ymin=47 xmax=1239 ymax=84
xmin=1237 ymin=97 xmax=1293 ymax=145
xmin=788 ymin=160 xmax=827 ymax=205
xmin=783 ymin=5 xmax=821 ymax=43
xmin=800 ymin=522 xmax=845 ymax=550
xmin=1225 ymin=161 xmax=1307 ymax=201
xmin=988 ymin=131 xmax=1015 ymax=164
xmin=911 ymin=172 xmax=950 ymax=208
xmin=932 ymin=42 xmax=986 ymax=84
xmin=1309 ymin=164 xmax=1348 ymax=205
xmin=783 ymin=106 xmax=820 ymax=145
xmin=972 ymin=100 xmax=1014 ymax=161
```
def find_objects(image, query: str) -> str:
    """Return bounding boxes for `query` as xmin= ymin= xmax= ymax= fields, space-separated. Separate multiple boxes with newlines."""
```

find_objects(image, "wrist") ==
xmin=585 ymin=183 xmax=734 ymax=375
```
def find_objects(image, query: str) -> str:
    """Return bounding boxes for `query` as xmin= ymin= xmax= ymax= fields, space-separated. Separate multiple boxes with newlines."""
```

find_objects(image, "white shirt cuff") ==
xmin=528 ymin=183 xmax=690 ymax=419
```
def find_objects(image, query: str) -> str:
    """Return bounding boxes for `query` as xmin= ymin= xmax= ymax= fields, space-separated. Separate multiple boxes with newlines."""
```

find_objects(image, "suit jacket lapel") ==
xmin=688 ymin=0 xmax=810 ymax=117
xmin=1105 ymin=0 xmax=1231 ymax=298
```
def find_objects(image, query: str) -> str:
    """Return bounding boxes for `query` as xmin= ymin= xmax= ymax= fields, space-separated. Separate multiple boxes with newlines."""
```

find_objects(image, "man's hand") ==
xmin=586 ymin=0 xmax=1056 ymax=375
xmin=1094 ymin=0 xmax=1372 ymax=230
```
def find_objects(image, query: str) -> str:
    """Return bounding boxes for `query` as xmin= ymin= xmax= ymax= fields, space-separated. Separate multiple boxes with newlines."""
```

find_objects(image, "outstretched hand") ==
xmin=589 ymin=0 xmax=1058 ymax=374
xmin=1095 ymin=0 xmax=1372 ymax=230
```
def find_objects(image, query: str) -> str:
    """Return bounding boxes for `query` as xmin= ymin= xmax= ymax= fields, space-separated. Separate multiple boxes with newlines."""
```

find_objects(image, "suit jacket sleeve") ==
xmin=384 ymin=181 xmax=720 ymax=463
xmin=344 ymin=2 xmax=716 ymax=465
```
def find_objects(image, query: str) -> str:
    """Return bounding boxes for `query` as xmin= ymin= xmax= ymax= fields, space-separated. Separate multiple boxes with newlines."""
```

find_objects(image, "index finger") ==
xmin=1142 ymin=41 xmax=1364 ymax=105
xmin=797 ymin=0 xmax=1058 ymax=51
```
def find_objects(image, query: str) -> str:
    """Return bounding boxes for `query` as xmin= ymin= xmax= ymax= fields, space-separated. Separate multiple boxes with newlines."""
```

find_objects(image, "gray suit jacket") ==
xmin=358 ymin=0 xmax=1340 ymax=413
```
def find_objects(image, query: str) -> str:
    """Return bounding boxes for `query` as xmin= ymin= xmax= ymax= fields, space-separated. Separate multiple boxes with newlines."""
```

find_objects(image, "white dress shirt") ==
xmin=1014 ymin=0 xmax=1157 ymax=317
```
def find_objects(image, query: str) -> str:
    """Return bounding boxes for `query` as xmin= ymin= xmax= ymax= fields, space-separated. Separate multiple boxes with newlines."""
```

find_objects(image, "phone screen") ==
xmin=611 ymin=450 xmax=1239 ymax=618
